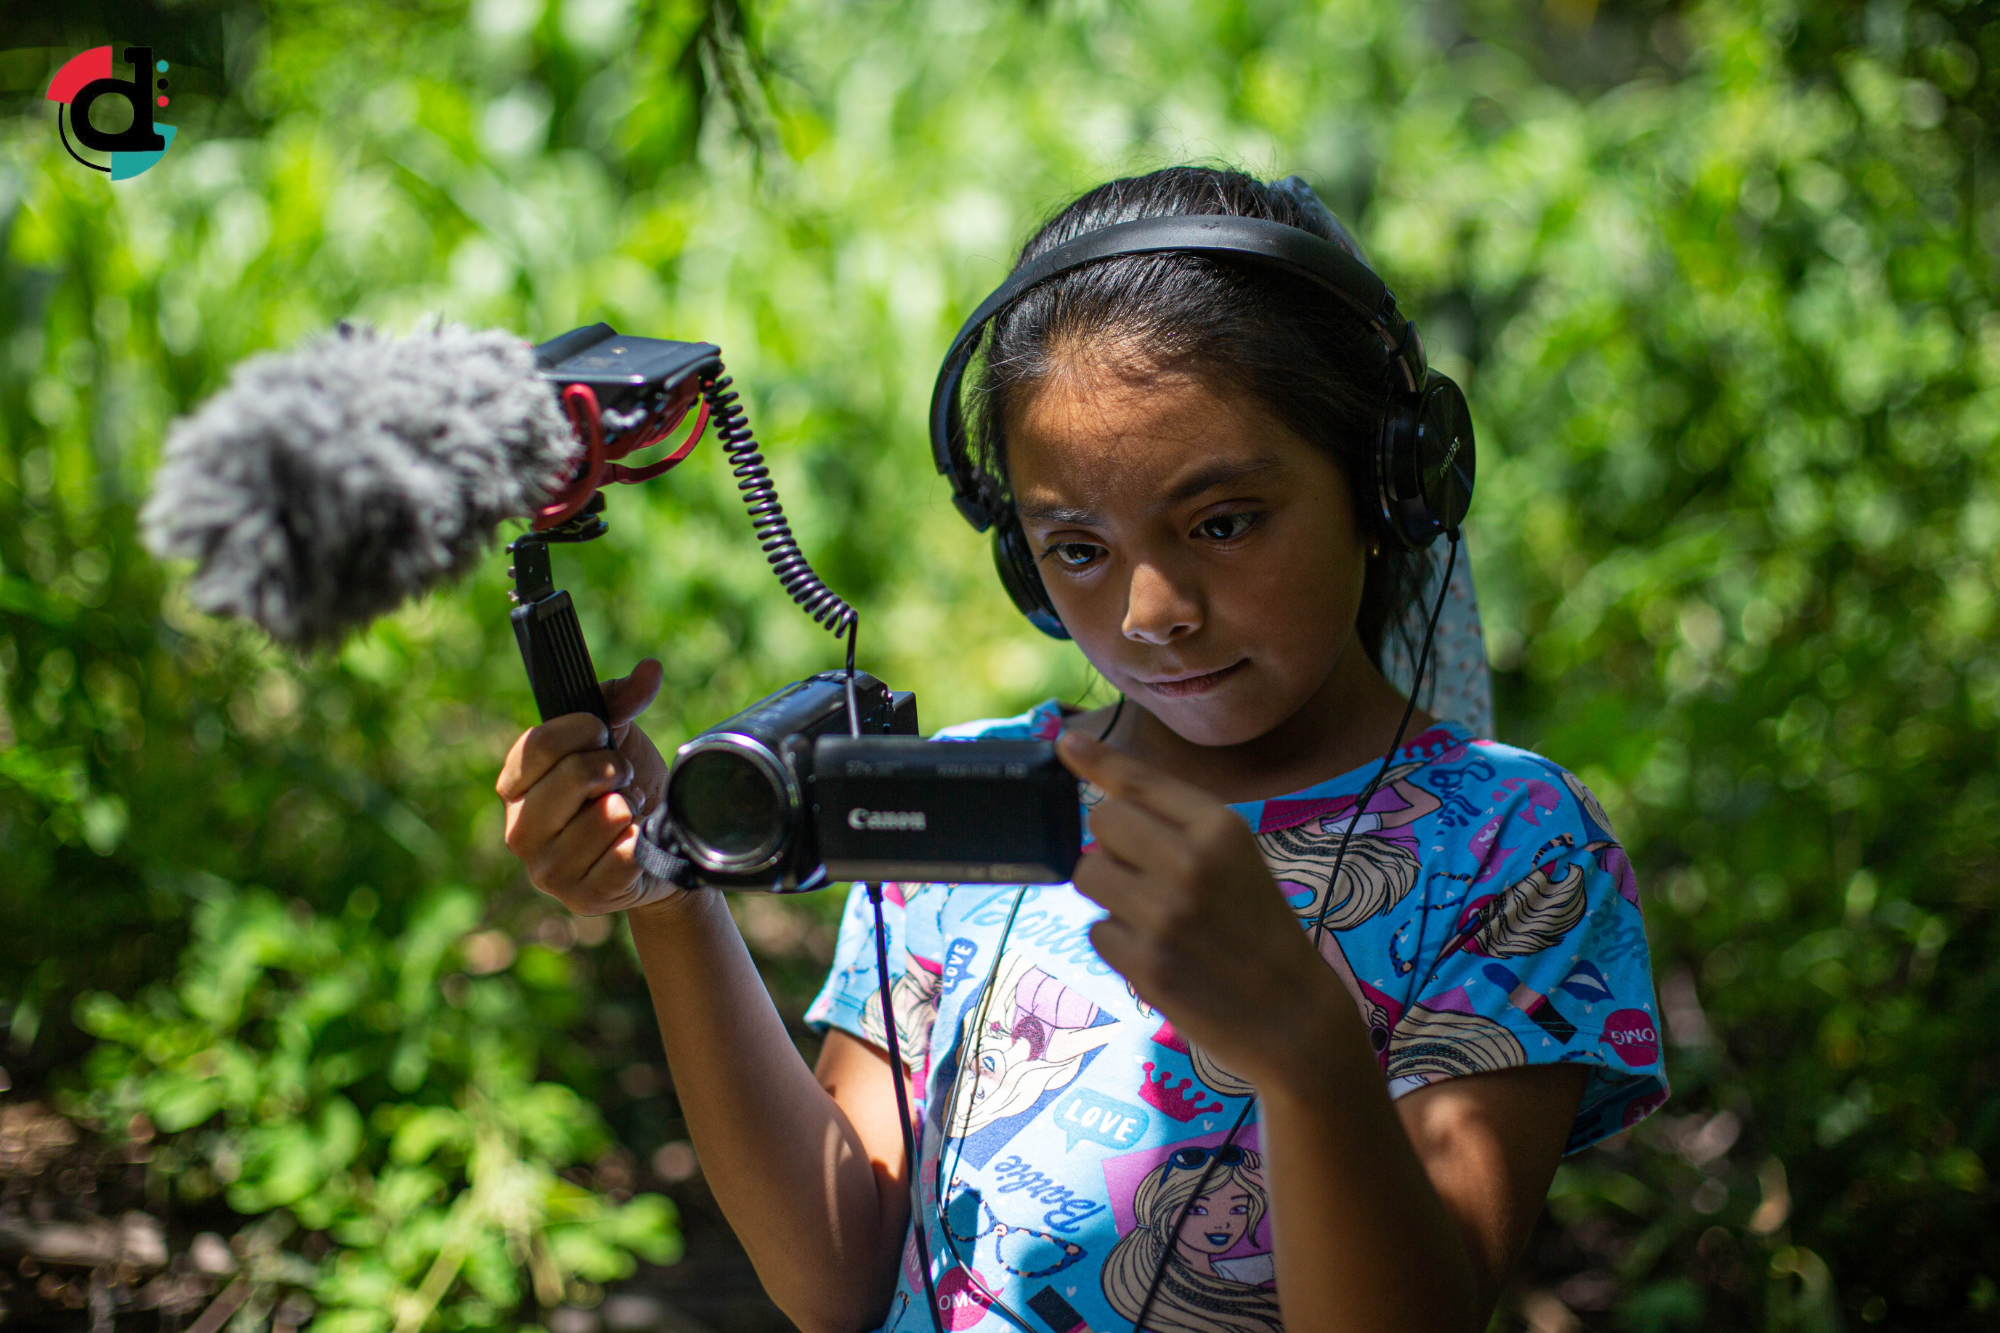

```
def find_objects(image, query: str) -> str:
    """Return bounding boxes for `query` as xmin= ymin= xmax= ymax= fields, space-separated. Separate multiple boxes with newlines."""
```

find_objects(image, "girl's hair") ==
xmin=1099 ymin=1148 xmax=1282 ymax=1333
xmin=964 ymin=165 xmax=1431 ymax=669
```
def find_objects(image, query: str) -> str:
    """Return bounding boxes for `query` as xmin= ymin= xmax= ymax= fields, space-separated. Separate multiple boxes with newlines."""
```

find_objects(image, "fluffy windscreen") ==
xmin=142 ymin=323 xmax=577 ymax=649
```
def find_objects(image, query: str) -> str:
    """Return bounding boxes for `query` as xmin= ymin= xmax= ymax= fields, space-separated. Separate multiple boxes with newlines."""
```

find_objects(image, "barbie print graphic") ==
xmin=1098 ymin=1134 xmax=1282 ymax=1333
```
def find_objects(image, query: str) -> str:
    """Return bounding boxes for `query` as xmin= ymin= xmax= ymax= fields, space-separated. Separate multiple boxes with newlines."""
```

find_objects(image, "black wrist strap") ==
xmin=633 ymin=809 xmax=699 ymax=887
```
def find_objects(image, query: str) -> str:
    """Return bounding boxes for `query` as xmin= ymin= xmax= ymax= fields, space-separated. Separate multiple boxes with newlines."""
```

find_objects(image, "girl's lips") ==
xmin=1139 ymin=660 xmax=1247 ymax=698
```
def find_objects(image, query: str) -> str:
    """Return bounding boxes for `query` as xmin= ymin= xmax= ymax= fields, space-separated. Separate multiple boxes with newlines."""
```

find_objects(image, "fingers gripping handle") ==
xmin=509 ymin=538 xmax=697 ymax=888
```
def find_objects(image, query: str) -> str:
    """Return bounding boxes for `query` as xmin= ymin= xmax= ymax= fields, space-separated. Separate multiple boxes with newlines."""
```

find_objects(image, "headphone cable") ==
xmin=870 ymin=694 xmax=1126 ymax=1333
xmin=1130 ymin=533 xmax=1459 ymax=1333
xmin=906 ymin=540 xmax=1459 ymax=1333
xmin=916 ymin=690 xmax=1128 ymax=1333
xmin=1307 ymin=534 xmax=1458 ymax=947
xmin=845 ymin=611 xmax=948 ymax=1333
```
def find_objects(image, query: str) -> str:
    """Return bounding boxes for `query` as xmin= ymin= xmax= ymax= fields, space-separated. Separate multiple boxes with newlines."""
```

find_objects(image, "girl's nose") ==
xmin=1122 ymin=561 xmax=1201 ymax=644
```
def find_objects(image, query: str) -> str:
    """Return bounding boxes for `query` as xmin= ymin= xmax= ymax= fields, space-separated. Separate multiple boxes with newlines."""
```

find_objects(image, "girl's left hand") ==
xmin=1057 ymin=729 xmax=1353 ymax=1093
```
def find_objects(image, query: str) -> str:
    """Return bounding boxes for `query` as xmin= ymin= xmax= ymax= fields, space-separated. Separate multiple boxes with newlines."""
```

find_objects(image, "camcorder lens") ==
xmin=671 ymin=748 xmax=785 ymax=863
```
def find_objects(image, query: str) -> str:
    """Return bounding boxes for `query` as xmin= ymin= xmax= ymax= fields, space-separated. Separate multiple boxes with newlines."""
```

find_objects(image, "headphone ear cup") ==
xmin=1418 ymin=374 xmax=1475 ymax=538
xmin=1376 ymin=373 xmax=1475 ymax=549
xmin=992 ymin=523 xmax=1071 ymax=640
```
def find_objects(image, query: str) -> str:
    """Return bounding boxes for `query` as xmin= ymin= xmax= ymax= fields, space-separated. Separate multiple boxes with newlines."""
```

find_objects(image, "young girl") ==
xmin=496 ymin=166 xmax=1666 ymax=1333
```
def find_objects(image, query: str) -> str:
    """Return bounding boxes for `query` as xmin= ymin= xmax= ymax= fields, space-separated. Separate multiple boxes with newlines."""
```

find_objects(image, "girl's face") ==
xmin=1006 ymin=355 xmax=1370 ymax=749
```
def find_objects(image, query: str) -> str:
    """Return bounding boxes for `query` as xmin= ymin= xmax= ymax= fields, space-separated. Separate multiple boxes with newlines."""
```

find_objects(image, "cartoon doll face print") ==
xmin=969 ymin=1042 xmax=1013 ymax=1107
xmin=1101 ymin=1146 xmax=1283 ymax=1333
xmin=949 ymin=954 xmax=1116 ymax=1138
xmin=1174 ymin=1182 xmax=1259 ymax=1269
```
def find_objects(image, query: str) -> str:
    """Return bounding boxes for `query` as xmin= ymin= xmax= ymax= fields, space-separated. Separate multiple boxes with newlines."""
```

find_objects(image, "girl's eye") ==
xmin=1195 ymin=512 xmax=1258 ymax=542
xmin=1046 ymin=542 xmax=1101 ymax=569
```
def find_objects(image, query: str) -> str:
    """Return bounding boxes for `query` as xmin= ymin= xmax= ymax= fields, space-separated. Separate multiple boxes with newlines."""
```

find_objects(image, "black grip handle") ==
xmin=503 ymin=520 xmax=696 ymax=889
xmin=511 ymin=590 xmax=610 ymax=725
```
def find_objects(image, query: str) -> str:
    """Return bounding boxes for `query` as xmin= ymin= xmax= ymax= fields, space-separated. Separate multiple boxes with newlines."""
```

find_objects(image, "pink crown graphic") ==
xmin=1139 ymin=1062 xmax=1223 ymax=1121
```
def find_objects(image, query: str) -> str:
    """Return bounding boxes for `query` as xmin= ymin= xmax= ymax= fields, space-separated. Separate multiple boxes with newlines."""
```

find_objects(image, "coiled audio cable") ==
xmin=622 ymin=370 xmax=860 ymax=890
xmin=702 ymin=372 xmax=859 ymax=642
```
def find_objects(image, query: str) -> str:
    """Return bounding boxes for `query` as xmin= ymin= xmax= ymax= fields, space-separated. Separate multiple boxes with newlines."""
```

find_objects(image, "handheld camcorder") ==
xmin=521 ymin=325 xmax=1082 ymax=893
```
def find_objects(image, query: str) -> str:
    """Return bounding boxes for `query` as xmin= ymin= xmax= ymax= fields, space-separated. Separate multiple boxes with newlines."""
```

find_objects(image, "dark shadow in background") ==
xmin=0 ymin=0 xmax=258 ymax=142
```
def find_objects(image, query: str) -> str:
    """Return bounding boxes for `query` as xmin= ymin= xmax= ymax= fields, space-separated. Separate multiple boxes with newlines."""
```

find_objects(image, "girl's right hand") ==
xmin=497 ymin=659 xmax=681 ymax=917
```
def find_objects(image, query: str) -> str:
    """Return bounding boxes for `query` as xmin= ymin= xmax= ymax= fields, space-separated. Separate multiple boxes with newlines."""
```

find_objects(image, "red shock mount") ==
xmin=508 ymin=370 xmax=711 ymax=726
xmin=532 ymin=375 xmax=710 ymax=531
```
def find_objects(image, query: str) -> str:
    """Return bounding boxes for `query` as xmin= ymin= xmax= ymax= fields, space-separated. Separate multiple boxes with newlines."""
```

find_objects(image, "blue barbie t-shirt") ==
xmin=807 ymin=702 xmax=1667 ymax=1333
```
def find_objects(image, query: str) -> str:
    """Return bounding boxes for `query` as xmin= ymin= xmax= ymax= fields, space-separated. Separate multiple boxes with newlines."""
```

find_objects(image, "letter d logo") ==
xmin=50 ymin=46 xmax=177 ymax=180
xmin=70 ymin=47 xmax=164 ymax=152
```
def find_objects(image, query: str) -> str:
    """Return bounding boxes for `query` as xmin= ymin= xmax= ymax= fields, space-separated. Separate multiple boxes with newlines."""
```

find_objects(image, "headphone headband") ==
xmin=928 ymin=215 xmax=1428 ymax=531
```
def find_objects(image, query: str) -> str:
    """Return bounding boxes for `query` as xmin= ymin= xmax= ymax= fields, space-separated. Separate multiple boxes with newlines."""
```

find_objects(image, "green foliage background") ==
xmin=1 ymin=0 xmax=1995 ymax=1329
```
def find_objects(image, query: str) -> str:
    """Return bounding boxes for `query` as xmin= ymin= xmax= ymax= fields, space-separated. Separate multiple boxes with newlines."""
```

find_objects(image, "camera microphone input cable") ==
xmin=701 ymin=372 xmax=858 ymax=643
xmin=632 ymin=372 xmax=863 ymax=888
xmin=912 ymin=694 xmax=1124 ymax=1333
xmin=868 ymin=876 xmax=947 ymax=1333
xmin=696 ymin=370 xmax=954 ymax=1330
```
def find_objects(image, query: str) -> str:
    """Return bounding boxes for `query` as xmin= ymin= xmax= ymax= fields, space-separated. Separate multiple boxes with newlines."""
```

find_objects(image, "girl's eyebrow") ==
xmin=1019 ymin=502 xmax=1100 ymax=525
xmin=1163 ymin=456 xmax=1283 ymax=505
xmin=1018 ymin=457 xmax=1285 ymax=525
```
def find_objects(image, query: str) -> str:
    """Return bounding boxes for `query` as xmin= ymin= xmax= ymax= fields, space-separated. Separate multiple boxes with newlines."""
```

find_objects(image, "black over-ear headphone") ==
xmin=929 ymin=214 xmax=1475 ymax=640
